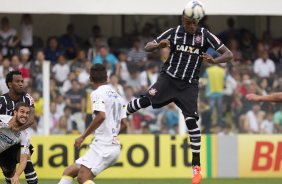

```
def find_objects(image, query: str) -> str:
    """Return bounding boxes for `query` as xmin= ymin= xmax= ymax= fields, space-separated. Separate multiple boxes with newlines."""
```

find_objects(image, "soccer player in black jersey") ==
xmin=0 ymin=71 xmax=38 ymax=184
xmin=127 ymin=5 xmax=233 ymax=184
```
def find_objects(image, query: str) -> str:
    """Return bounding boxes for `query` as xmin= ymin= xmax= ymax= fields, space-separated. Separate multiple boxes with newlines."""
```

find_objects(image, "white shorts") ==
xmin=75 ymin=143 xmax=121 ymax=176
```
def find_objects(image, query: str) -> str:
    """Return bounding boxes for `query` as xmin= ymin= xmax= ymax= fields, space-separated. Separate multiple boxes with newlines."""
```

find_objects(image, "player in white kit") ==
xmin=0 ymin=102 xmax=32 ymax=184
xmin=58 ymin=64 xmax=127 ymax=184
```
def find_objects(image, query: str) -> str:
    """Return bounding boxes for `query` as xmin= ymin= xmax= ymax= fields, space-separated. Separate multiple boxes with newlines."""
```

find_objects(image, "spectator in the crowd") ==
xmin=52 ymin=54 xmax=70 ymax=86
xmin=38 ymin=101 xmax=60 ymax=133
xmin=240 ymin=29 xmax=256 ymax=60
xmin=260 ymin=112 xmax=275 ymax=134
xmin=223 ymin=67 xmax=237 ymax=117
xmin=115 ymin=51 xmax=130 ymax=83
xmin=20 ymin=14 xmax=33 ymax=52
xmin=0 ymin=58 xmax=11 ymax=94
xmin=253 ymin=49 xmax=275 ymax=79
xmin=218 ymin=17 xmax=240 ymax=45
xmin=10 ymin=54 xmax=30 ymax=87
xmin=161 ymin=103 xmax=179 ymax=135
xmin=198 ymin=99 xmax=212 ymax=133
xmin=87 ymin=35 xmax=105 ymax=61
xmin=127 ymin=38 xmax=148 ymax=70
xmin=60 ymin=71 xmax=77 ymax=95
xmin=205 ymin=63 xmax=226 ymax=128
xmin=32 ymin=90 xmax=44 ymax=121
xmin=273 ymin=105 xmax=282 ymax=133
xmin=139 ymin=23 xmax=155 ymax=47
xmin=55 ymin=95 xmax=66 ymax=118
xmin=88 ymin=25 xmax=108 ymax=48
xmin=227 ymin=38 xmax=242 ymax=63
xmin=59 ymin=24 xmax=81 ymax=59
xmin=109 ymin=73 xmax=125 ymax=97
xmin=92 ymin=45 xmax=118 ymax=74
xmin=65 ymin=79 xmax=86 ymax=132
xmin=126 ymin=68 xmax=142 ymax=95
xmin=0 ymin=57 xmax=12 ymax=77
xmin=78 ymin=59 xmax=92 ymax=88
xmin=45 ymin=36 xmax=63 ymax=65
xmin=241 ymin=103 xmax=265 ymax=133
xmin=218 ymin=124 xmax=235 ymax=136
xmin=49 ymin=78 xmax=60 ymax=101
xmin=0 ymin=17 xmax=20 ymax=57
xmin=139 ymin=62 xmax=159 ymax=93
xmin=51 ymin=116 xmax=69 ymax=135
xmin=30 ymin=50 xmax=46 ymax=92
xmin=70 ymin=49 xmax=87 ymax=75
xmin=19 ymin=48 xmax=32 ymax=87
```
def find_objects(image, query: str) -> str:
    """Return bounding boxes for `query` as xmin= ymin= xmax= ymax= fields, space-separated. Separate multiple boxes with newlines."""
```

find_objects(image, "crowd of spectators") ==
xmin=0 ymin=15 xmax=281 ymax=135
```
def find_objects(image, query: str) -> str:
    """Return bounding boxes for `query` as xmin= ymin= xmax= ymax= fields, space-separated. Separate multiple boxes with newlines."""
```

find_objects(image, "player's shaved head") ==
xmin=90 ymin=64 xmax=107 ymax=83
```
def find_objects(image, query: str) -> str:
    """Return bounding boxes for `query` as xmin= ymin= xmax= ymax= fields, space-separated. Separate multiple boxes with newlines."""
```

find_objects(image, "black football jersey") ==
xmin=155 ymin=25 xmax=224 ymax=82
xmin=0 ymin=93 xmax=34 ymax=115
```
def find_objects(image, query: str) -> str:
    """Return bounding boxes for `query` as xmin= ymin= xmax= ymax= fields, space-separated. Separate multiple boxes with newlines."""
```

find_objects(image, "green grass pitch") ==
xmin=3 ymin=178 xmax=281 ymax=184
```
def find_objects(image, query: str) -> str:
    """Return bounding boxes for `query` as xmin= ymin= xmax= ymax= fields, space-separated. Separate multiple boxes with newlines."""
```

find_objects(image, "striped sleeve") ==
xmin=155 ymin=28 xmax=174 ymax=43
xmin=205 ymin=29 xmax=224 ymax=51
xmin=25 ymin=93 xmax=35 ymax=108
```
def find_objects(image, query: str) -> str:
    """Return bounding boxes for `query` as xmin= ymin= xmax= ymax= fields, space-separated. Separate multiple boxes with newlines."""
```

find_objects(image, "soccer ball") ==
xmin=183 ymin=0 xmax=205 ymax=21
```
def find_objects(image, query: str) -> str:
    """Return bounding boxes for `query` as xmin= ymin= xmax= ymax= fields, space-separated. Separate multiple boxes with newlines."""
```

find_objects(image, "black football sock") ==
xmin=185 ymin=117 xmax=201 ymax=166
xmin=127 ymin=97 xmax=151 ymax=115
xmin=24 ymin=160 xmax=38 ymax=184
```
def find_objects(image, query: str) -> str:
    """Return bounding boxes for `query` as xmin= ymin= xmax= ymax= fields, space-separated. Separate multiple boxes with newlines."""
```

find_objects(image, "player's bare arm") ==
xmin=246 ymin=92 xmax=282 ymax=103
xmin=145 ymin=39 xmax=170 ymax=52
xmin=201 ymin=45 xmax=233 ymax=64
xmin=119 ymin=118 xmax=128 ymax=133
xmin=74 ymin=111 xmax=106 ymax=148
xmin=11 ymin=153 xmax=29 ymax=184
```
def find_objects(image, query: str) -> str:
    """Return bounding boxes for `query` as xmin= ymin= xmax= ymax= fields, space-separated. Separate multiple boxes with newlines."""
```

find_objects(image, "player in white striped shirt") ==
xmin=0 ymin=102 xmax=32 ymax=184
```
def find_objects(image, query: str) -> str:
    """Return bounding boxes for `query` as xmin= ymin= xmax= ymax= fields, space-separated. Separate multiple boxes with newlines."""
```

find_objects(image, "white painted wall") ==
xmin=1 ymin=0 xmax=282 ymax=15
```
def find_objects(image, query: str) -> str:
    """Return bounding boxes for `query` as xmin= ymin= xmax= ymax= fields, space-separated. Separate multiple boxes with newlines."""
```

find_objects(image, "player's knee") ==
xmin=63 ymin=164 xmax=79 ymax=178
xmin=139 ymin=96 xmax=151 ymax=108
xmin=185 ymin=117 xmax=198 ymax=130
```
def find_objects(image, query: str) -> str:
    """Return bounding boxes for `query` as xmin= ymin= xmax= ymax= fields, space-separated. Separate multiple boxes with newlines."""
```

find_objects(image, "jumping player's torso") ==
xmin=156 ymin=26 xmax=223 ymax=82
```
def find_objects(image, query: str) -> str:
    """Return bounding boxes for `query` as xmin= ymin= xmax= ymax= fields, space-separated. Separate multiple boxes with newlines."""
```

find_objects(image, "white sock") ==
xmin=58 ymin=176 xmax=73 ymax=184
xmin=82 ymin=180 xmax=95 ymax=184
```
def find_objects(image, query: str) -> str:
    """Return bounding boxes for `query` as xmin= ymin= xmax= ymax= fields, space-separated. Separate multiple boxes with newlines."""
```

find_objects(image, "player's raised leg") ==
xmin=126 ymin=96 xmax=151 ymax=115
xmin=77 ymin=165 xmax=95 ymax=184
xmin=186 ymin=117 xmax=202 ymax=184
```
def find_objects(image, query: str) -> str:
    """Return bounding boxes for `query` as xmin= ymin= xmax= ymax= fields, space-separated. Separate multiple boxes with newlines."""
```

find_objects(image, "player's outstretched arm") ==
xmin=246 ymin=93 xmax=282 ymax=103
xmin=145 ymin=39 xmax=170 ymax=52
xmin=201 ymin=46 xmax=233 ymax=64
xmin=75 ymin=111 xmax=105 ymax=148
xmin=11 ymin=153 xmax=29 ymax=184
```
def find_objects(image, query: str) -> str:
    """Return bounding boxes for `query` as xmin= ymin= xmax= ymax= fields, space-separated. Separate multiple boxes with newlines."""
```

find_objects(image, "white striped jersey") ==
xmin=0 ymin=93 xmax=34 ymax=115
xmin=155 ymin=26 xmax=224 ymax=82
xmin=90 ymin=84 xmax=126 ymax=146
xmin=0 ymin=115 xmax=30 ymax=154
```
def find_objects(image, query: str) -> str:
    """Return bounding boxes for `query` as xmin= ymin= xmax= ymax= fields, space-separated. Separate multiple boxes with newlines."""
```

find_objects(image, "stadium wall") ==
xmin=1 ymin=0 xmax=282 ymax=15
xmin=1 ymin=135 xmax=281 ymax=179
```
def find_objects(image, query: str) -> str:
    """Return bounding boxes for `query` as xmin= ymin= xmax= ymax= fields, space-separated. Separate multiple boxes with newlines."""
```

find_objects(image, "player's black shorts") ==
xmin=145 ymin=72 xmax=199 ymax=120
xmin=0 ymin=143 xmax=34 ymax=177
